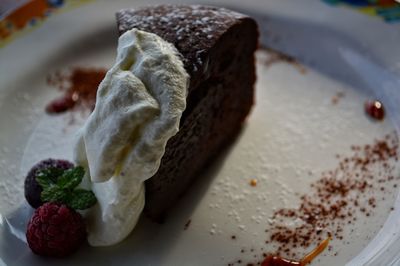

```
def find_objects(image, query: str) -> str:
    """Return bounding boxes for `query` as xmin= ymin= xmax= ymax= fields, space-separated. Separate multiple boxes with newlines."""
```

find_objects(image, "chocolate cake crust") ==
xmin=117 ymin=5 xmax=256 ymax=88
xmin=116 ymin=5 xmax=259 ymax=220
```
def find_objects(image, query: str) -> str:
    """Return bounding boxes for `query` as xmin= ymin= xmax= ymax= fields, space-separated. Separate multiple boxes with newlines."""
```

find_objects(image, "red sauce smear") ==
xmin=365 ymin=100 xmax=385 ymax=121
xmin=261 ymin=238 xmax=330 ymax=266
xmin=45 ymin=67 xmax=107 ymax=114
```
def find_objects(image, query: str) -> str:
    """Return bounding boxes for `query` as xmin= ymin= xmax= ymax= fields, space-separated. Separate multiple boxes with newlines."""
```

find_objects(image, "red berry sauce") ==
xmin=261 ymin=238 xmax=330 ymax=266
xmin=46 ymin=67 xmax=106 ymax=114
xmin=365 ymin=100 xmax=385 ymax=121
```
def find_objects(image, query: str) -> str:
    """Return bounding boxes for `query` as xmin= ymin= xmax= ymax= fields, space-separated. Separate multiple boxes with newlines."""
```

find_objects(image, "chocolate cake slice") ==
xmin=116 ymin=5 xmax=258 ymax=220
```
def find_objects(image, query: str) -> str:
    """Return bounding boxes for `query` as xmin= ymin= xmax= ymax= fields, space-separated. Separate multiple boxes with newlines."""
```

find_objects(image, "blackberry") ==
xmin=24 ymin=159 xmax=74 ymax=208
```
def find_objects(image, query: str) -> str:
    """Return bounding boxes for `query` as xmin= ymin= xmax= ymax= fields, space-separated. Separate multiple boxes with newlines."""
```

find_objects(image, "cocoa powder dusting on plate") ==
xmin=268 ymin=133 xmax=398 ymax=257
xmin=45 ymin=67 xmax=107 ymax=114
xmin=259 ymin=47 xmax=307 ymax=74
xmin=230 ymin=133 xmax=399 ymax=266
xmin=331 ymin=91 xmax=345 ymax=105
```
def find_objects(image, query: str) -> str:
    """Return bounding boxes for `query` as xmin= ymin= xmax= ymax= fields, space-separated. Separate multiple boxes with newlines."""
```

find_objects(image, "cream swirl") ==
xmin=74 ymin=28 xmax=189 ymax=246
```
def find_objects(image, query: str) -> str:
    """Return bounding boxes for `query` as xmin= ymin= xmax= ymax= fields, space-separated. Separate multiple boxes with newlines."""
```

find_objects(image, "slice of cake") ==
xmin=116 ymin=5 xmax=259 ymax=220
xmin=75 ymin=5 xmax=258 ymax=246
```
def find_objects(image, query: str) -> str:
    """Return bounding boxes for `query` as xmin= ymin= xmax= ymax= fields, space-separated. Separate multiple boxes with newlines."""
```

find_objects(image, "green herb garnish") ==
xmin=36 ymin=166 xmax=96 ymax=210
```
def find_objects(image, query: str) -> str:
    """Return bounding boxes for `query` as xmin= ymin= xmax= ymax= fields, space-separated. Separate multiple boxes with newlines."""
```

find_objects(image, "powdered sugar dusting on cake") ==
xmin=116 ymin=5 xmax=250 ymax=76
xmin=117 ymin=5 xmax=245 ymax=37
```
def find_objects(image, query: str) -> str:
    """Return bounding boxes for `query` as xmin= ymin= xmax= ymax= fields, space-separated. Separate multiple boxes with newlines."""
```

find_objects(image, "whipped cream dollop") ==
xmin=74 ymin=29 xmax=189 ymax=246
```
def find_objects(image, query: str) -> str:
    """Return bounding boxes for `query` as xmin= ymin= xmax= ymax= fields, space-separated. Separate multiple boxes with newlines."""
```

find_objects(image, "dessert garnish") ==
xmin=266 ymin=133 xmax=398 ymax=257
xmin=45 ymin=67 xmax=106 ymax=114
xmin=365 ymin=100 xmax=385 ymax=121
xmin=24 ymin=159 xmax=74 ymax=208
xmin=260 ymin=47 xmax=307 ymax=74
xmin=35 ymin=165 xmax=96 ymax=210
xmin=261 ymin=237 xmax=330 ymax=266
xmin=229 ymin=133 xmax=399 ymax=265
xmin=24 ymin=159 xmax=97 ymax=257
xmin=26 ymin=202 xmax=86 ymax=257
xmin=74 ymin=28 xmax=189 ymax=247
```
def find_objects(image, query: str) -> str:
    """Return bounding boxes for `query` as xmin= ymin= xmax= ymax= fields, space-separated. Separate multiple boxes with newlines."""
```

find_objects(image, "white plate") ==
xmin=1 ymin=1 xmax=400 ymax=265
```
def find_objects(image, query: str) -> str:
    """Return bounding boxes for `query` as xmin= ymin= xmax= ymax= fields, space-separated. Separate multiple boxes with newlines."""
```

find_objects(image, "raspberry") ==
xmin=26 ymin=203 xmax=86 ymax=257
xmin=24 ymin=159 xmax=74 ymax=208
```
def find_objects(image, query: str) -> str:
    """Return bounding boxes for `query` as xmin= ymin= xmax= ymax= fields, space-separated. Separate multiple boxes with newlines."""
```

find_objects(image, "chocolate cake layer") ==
xmin=116 ymin=5 xmax=258 ymax=220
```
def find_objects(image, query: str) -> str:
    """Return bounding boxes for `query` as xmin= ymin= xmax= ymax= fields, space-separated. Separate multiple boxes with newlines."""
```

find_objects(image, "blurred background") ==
xmin=0 ymin=0 xmax=28 ymax=18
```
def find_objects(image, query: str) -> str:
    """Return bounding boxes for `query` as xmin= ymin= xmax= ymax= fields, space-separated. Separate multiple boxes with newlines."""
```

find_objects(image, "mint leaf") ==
xmin=37 ymin=164 xmax=97 ymax=210
xmin=41 ymin=186 xmax=69 ymax=203
xmin=36 ymin=174 xmax=52 ymax=190
xmin=56 ymin=166 xmax=85 ymax=190
xmin=36 ymin=168 xmax=64 ymax=189
xmin=66 ymin=189 xmax=97 ymax=210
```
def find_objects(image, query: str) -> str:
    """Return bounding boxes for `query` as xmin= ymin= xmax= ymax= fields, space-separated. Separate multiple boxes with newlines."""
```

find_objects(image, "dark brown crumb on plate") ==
xmin=331 ymin=91 xmax=345 ymax=105
xmin=184 ymin=219 xmax=192 ymax=230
